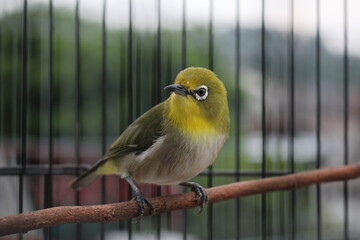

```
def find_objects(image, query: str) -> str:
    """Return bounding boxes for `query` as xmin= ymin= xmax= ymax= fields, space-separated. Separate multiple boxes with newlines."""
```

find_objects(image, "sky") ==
xmin=2 ymin=0 xmax=360 ymax=56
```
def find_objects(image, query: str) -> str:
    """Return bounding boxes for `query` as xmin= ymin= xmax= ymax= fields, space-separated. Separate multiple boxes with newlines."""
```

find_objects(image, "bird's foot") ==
xmin=180 ymin=182 xmax=208 ymax=213
xmin=133 ymin=192 xmax=156 ymax=223
xmin=125 ymin=176 xmax=156 ymax=223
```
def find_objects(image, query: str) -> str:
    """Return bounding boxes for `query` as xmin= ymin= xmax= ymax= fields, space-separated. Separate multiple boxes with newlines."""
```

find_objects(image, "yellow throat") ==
xmin=165 ymin=94 xmax=228 ymax=141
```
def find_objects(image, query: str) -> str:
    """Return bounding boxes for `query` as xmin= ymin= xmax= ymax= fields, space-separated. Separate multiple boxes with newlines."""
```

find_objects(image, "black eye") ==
xmin=193 ymin=85 xmax=208 ymax=101
xmin=197 ymin=88 xmax=206 ymax=97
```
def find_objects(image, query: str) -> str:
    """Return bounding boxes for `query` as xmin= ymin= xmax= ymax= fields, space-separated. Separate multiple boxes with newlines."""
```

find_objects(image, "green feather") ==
xmin=70 ymin=103 xmax=165 ymax=190
xmin=107 ymin=102 xmax=164 ymax=156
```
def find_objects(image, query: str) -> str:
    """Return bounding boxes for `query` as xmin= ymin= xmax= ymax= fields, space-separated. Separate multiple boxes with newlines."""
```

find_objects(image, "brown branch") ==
xmin=1 ymin=163 xmax=360 ymax=236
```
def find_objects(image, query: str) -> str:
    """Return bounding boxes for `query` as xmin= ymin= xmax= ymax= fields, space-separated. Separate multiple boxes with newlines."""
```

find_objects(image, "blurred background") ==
xmin=1 ymin=0 xmax=360 ymax=239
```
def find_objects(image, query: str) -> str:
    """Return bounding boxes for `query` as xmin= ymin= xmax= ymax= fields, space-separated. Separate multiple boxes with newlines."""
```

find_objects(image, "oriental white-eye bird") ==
xmin=71 ymin=67 xmax=229 ymax=220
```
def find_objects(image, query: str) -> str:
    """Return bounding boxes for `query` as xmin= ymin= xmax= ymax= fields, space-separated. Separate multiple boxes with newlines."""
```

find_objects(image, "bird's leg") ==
xmin=180 ymin=182 xmax=208 ymax=213
xmin=124 ymin=176 xmax=156 ymax=223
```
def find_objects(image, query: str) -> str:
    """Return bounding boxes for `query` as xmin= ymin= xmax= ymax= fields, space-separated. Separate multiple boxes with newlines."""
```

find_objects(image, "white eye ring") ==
xmin=194 ymin=85 xmax=208 ymax=101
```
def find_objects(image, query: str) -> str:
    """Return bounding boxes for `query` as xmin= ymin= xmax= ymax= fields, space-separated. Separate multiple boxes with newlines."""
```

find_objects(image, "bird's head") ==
xmin=164 ymin=67 xmax=229 ymax=139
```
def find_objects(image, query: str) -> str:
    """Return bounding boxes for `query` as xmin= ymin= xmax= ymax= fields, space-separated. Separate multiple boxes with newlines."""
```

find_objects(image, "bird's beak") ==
xmin=164 ymin=84 xmax=189 ymax=96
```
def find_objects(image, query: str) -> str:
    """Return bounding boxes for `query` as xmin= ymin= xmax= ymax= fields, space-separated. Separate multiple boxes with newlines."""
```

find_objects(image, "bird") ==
xmin=70 ymin=67 xmax=229 ymax=221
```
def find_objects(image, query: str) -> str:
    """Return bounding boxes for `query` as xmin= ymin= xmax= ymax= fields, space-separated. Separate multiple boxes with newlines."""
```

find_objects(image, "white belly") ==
xmin=126 ymin=134 xmax=227 ymax=185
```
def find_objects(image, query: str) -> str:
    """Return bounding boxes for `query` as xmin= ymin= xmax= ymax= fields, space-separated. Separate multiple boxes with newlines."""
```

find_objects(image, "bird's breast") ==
xmin=129 ymin=133 xmax=226 ymax=185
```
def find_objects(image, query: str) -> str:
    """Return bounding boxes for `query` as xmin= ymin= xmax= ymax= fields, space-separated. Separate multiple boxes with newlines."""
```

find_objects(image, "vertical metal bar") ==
xmin=100 ymin=0 xmax=107 ymax=239
xmin=235 ymin=0 xmax=241 ymax=239
xmin=343 ymin=0 xmax=349 ymax=239
xmin=156 ymin=0 xmax=162 ymax=104
xmin=127 ymin=0 xmax=133 ymax=238
xmin=135 ymin=38 xmax=140 ymax=117
xmin=75 ymin=0 xmax=82 ymax=239
xmin=156 ymin=186 xmax=161 ymax=240
xmin=19 ymin=0 xmax=28 ymax=239
xmin=0 ymin=3 xmax=2 ymax=168
xmin=288 ymin=0 xmax=295 ymax=239
xmin=261 ymin=0 xmax=267 ymax=239
xmin=208 ymin=0 xmax=214 ymax=71
xmin=182 ymin=0 xmax=187 ymax=70
xmin=156 ymin=1 xmax=162 ymax=239
xmin=208 ymin=1 xmax=214 ymax=240
xmin=128 ymin=0 xmax=133 ymax=125
xmin=315 ymin=0 xmax=322 ymax=239
xmin=44 ymin=0 xmax=54 ymax=239
xmin=0 ymin=2 xmax=2 ymax=171
xmin=182 ymin=1 xmax=187 ymax=240
xmin=118 ymin=28 xmax=124 ymax=233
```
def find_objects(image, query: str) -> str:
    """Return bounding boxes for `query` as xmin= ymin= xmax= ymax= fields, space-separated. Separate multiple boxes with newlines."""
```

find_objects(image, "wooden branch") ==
xmin=1 ymin=163 xmax=360 ymax=237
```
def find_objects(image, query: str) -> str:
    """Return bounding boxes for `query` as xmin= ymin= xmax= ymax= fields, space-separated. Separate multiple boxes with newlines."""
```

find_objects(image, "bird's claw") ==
xmin=133 ymin=193 xmax=156 ymax=224
xmin=181 ymin=182 xmax=208 ymax=213
xmin=191 ymin=183 xmax=208 ymax=213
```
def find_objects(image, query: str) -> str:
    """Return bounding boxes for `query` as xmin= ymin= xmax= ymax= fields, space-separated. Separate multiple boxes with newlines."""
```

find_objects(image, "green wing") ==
xmin=71 ymin=102 xmax=165 ymax=190
xmin=105 ymin=102 xmax=164 ymax=158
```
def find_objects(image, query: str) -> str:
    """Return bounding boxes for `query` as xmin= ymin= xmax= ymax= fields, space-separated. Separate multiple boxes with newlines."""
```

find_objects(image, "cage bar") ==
xmin=261 ymin=0 xmax=267 ymax=239
xmin=315 ymin=0 xmax=322 ymax=239
xmin=75 ymin=0 xmax=82 ymax=238
xmin=100 ymin=0 xmax=108 ymax=239
xmin=343 ymin=0 xmax=349 ymax=239
xmin=127 ymin=0 xmax=133 ymax=238
xmin=288 ymin=0 xmax=296 ymax=239
xmin=19 ymin=0 xmax=28 ymax=239
xmin=235 ymin=0 xmax=241 ymax=239
xmin=44 ymin=0 xmax=54 ymax=238
xmin=156 ymin=1 xmax=162 ymax=239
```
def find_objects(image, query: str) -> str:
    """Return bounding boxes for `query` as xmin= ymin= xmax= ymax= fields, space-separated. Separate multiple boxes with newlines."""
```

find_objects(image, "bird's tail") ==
xmin=70 ymin=160 xmax=106 ymax=190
